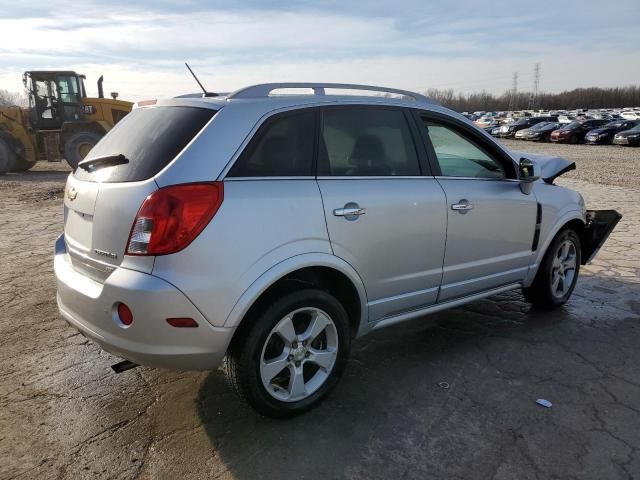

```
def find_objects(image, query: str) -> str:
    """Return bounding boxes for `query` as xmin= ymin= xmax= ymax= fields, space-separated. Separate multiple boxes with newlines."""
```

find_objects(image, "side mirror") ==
xmin=518 ymin=157 xmax=541 ymax=195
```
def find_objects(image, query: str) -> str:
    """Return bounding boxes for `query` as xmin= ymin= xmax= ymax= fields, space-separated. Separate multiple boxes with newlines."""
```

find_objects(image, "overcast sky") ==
xmin=0 ymin=0 xmax=638 ymax=100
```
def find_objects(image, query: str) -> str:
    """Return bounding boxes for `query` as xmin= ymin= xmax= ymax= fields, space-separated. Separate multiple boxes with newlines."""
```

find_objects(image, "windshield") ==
xmin=626 ymin=124 xmax=640 ymax=133
xmin=604 ymin=122 xmax=624 ymax=129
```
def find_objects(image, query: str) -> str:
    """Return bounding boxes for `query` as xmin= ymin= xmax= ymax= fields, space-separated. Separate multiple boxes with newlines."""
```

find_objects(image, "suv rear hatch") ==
xmin=63 ymin=106 xmax=217 ymax=281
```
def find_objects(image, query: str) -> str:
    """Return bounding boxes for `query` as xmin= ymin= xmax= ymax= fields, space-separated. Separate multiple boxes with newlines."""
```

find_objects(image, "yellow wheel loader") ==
xmin=0 ymin=71 xmax=132 ymax=174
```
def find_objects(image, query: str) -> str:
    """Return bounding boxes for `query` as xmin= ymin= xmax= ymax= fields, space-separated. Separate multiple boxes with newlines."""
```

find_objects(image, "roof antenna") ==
xmin=185 ymin=62 xmax=217 ymax=97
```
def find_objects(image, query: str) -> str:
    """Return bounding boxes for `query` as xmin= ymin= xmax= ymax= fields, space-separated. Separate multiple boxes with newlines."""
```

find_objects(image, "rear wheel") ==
xmin=523 ymin=229 xmax=581 ymax=309
xmin=224 ymin=289 xmax=351 ymax=417
xmin=64 ymin=131 xmax=102 ymax=169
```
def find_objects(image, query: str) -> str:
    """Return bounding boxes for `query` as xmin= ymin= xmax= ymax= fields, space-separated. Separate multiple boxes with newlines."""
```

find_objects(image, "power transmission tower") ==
xmin=528 ymin=63 xmax=540 ymax=110
xmin=508 ymin=72 xmax=518 ymax=111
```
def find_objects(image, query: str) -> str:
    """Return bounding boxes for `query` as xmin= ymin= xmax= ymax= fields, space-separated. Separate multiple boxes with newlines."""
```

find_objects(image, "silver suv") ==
xmin=55 ymin=83 xmax=620 ymax=416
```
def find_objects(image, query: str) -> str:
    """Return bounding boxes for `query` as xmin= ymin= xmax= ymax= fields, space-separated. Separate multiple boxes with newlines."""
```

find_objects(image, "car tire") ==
xmin=64 ymin=131 xmax=102 ymax=169
xmin=569 ymin=135 xmax=578 ymax=144
xmin=224 ymin=288 xmax=351 ymax=418
xmin=0 ymin=138 xmax=16 ymax=175
xmin=523 ymin=229 xmax=581 ymax=309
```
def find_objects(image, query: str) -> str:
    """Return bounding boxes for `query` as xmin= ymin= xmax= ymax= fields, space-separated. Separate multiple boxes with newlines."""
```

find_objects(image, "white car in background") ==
xmin=621 ymin=111 xmax=640 ymax=120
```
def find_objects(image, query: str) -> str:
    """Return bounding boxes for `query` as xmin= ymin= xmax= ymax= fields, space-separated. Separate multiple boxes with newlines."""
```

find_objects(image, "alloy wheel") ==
xmin=550 ymin=239 xmax=577 ymax=298
xmin=259 ymin=307 xmax=338 ymax=402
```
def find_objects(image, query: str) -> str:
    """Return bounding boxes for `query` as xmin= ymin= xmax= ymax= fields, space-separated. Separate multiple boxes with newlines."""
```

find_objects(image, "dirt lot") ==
xmin=1 ymin=145 xmax=639 ymax=479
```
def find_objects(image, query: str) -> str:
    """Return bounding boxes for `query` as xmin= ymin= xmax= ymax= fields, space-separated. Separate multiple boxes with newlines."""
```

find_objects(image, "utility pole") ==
xmin=528 ymin=63 xmax=540 ymax=110
xmin=508 ymin=72 xmax=518 ymax=111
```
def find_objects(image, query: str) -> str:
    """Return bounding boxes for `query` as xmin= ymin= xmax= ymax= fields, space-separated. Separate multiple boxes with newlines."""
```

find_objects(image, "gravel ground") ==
xmin=1 ymin=154 xmax=639 ymax=479
xmin=500 ymin=139 xmax=640 ymax=189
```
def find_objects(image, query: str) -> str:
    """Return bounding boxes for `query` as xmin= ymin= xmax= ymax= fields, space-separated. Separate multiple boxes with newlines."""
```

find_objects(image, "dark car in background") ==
xmin=613 ymin=123 xmax=640 ymax=146
xmin=585 ymin=120 xmax=639 ymax=145
xmin=498 ymin=116 xmax=558 ymax=138
xmin=522 ymin=122 xmax=561 ymax=142
xmin=550 ymin=119 xmax=610 ymax=144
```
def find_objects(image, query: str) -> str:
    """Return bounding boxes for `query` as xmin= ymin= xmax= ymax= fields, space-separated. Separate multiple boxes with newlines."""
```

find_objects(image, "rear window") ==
xmin=73 ymin=106 xmax=216 ymax=182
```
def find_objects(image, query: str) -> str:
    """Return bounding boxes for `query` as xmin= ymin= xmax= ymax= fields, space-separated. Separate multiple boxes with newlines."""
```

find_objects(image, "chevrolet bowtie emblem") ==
xmin=67 ymin=187 xmax=78 ymax=201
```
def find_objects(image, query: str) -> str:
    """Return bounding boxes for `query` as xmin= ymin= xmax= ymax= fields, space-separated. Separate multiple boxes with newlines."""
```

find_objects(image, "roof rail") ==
xmin=227 ymin=83 xmax=432 ymax=103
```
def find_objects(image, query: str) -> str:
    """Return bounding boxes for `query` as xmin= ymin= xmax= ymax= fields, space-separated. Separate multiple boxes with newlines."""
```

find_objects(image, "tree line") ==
xmin=424 ymin=85 xmax=640 ymax=113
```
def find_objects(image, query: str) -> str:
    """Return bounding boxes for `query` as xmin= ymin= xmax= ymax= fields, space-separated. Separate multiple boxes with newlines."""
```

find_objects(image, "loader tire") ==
xmin=11 ymin=157 xmax=37 ymax=172
xmin=0 ymin=138 xmax=16 ymax=175
xmin=64 ymin=131 xmax=102 ymax=169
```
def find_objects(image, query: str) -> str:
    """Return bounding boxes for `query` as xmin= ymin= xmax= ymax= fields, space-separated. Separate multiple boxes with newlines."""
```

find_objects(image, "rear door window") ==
xmin=73 ymin=106 xmax=216 ymax=182
xmin=227 ymin=110 xmax=315 ymax=177
xmin=318 ymin=108 xmax=420 ymax=176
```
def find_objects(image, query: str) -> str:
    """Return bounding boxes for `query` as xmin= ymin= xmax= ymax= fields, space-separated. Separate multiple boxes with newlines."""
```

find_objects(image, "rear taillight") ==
xmin=126 ymin=182 xmax=223 ymax=256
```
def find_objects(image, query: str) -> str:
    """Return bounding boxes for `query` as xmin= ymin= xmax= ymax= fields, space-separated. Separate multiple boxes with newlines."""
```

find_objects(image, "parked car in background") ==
xmin=620 ymin=111 xmax=640 ymax=120
xmin=53 ymin=82 xmax=621 ymax=417
xmin=558 ymin=115 xmax=576 ymax=124
xmin=475 ymin=116 xmax=498 ymax=129
xmin=522 ymin=122 xmax=562 ymax=142
xmin=612 ymin=123 xmax=640 ymax=146
xmin=585 ymin=120 xmax=639 ymax=145
xmin=499 ymin=116 xmax=557 ymax=138
xmin=514 ymin=127 xmax=531 ymax=140
xmin=550 ymin=119 xmax=610 ymax=144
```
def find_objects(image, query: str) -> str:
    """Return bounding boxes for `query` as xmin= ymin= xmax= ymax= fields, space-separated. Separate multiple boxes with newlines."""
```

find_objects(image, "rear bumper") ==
xmin=54 ymin=234 xmax=234 ymax=370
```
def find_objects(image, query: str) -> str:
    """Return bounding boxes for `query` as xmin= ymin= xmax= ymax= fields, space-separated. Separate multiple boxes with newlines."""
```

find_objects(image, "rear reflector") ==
xmin=166 ymin=318 xmax=199 ymax=328
xmin=126 ymin=182 xmax=223 ymax=256
xmin=117 ymin=303 xmax=133 ymax=326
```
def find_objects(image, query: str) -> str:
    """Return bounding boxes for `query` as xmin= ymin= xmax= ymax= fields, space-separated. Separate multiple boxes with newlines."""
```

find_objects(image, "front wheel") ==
xmin=224 ymin=289 xmax=351 ymax=417
xmin=523 ymin=229 xmax=581 ymax=309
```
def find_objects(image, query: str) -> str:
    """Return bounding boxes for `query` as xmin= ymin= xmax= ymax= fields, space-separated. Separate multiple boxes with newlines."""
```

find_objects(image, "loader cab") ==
xmin=23 ymin=71 xmax=87 ymax=131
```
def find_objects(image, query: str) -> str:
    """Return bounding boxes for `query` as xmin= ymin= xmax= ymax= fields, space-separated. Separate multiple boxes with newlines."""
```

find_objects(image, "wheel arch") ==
xmin=524 ymin=211 xmax=586 ymax=287
xmin=224 ymin=254 xmax=368 ymax=341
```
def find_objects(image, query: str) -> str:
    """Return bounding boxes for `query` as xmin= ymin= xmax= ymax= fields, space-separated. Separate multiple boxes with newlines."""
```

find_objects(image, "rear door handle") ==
xmin=334 ymin=207 xmax=366 ymax=216
xmin=451 ymin=199 xmax=473 ymax=214
xmin=334 ymin=202 xmax=366 ymax=220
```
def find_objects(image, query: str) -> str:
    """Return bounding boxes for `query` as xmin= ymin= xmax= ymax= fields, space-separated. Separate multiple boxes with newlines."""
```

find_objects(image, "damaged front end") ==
xmin=581 ymin=210 xmax=622 ymax=264
xmin=512 ymin=150 xmax=622 ymax=264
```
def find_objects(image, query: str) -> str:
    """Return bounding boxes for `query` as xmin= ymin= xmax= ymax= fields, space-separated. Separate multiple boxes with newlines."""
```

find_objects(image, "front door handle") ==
xmin=451 ymin=199 xmax=473 ymax=214
xmin=334 ymin=202 xmax=366 ymax=221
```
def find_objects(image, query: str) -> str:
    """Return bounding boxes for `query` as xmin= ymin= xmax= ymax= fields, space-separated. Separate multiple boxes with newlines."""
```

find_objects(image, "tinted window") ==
xmin=318 ymin=109 xmax=419 ymax=176
xmin=423 ymin=121 xmax=506 ymax=179
xmin=73 ymin=106 xmax=216 ymax=183
xmin=228 ymin=110 xmax=315 ymax=177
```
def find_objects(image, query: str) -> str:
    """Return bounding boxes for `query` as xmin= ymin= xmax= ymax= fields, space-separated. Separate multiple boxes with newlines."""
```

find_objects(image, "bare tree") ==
xmin=0 ymin=89 xmax=27 ymax=108
xmin=424 ymin=85 xmax=640 ymax=112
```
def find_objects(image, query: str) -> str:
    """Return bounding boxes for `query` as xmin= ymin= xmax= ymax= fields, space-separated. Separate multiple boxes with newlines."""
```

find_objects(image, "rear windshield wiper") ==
xmin=78 ymin=154 xmax=129 ymax=172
